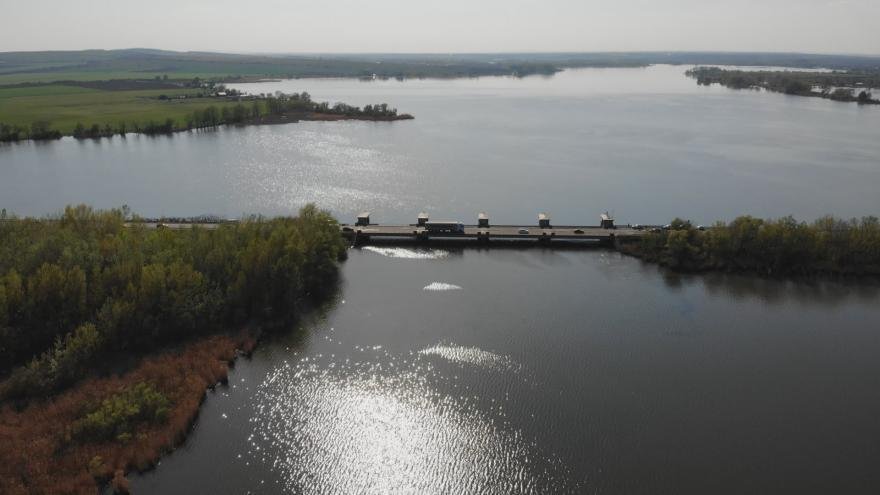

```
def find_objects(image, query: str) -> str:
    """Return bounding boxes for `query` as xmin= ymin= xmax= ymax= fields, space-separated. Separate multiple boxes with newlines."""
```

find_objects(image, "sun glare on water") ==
xmin=249 ymin=346 xmax=575 ymax=494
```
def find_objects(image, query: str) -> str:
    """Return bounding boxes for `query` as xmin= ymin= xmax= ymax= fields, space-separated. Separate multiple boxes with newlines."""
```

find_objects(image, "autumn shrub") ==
xmin=71 ymin=382 xmax=170 ymax=443
xmin=0 ymin=333 xmax=253 ymax=494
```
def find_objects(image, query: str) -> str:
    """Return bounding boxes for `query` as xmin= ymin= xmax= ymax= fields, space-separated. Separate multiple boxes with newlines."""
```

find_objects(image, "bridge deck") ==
xmin=342 ymin=224 xmax=644 ymax=242
xmin=124 ymin=222 xmax=648 ymax=246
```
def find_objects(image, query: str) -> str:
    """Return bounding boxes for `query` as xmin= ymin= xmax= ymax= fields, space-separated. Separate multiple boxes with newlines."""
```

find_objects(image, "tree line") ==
xmin=623 ymin=215 xmax=880 ymax=276
xmin=0 ymin=121 xmax=62 ymax=142
xmin=0 ymin=205 xmax=348 ymax=400
xmin=260 ymin=91 xmax=403 ymax=118
xmin=687 ymin=67 xmax=880 ymax=104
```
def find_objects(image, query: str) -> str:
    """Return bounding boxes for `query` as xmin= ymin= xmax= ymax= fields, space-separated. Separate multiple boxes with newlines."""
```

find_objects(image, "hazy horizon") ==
xmin=3 ymin=48 xmax=880 ymax=58
xmin=2 ymin=0 xmax=879 ymax=55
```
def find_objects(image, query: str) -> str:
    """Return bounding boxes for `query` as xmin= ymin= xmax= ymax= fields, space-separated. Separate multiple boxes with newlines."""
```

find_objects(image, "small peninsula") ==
xmin=687 ymin=66 xmax=880 ymax=104
xmin=0 ymin=82 xmax=412 ymax=142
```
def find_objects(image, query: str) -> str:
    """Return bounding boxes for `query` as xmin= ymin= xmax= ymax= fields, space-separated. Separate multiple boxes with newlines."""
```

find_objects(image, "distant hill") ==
xmin=1 ymin=49 xmax=878 ymax=84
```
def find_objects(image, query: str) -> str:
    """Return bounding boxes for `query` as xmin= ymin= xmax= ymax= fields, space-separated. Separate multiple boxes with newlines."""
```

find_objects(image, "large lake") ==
xmin=127 ymin=248 xmax=880 ymax=494
xmin=2 ymin=65 xmax=879 ymax=224
xmin=4 ymin=66 xmax=880 ymax=494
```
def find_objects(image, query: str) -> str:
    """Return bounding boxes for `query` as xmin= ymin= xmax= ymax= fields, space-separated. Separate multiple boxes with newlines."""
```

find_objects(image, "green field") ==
xmin=0 ymin=85 xmax=242 ymax=133
xmin=4 ymin=48 xmax=879 ymax=138
xmin=0 ymin=71 xmax=232 ymax=85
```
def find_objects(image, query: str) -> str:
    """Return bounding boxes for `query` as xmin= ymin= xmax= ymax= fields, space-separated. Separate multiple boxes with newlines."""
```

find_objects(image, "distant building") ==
xmin=538 ymin=213 xmax=551 ymax=229
xmin=356 ymin=212 xmax=371 ymax=226
xmin=600 ymin=212 xmax=615 ymax=229
xmin=478 ymin=212 xmax=490 ymax=228
xmin=418 ymin=212 xmax=429 ymax=226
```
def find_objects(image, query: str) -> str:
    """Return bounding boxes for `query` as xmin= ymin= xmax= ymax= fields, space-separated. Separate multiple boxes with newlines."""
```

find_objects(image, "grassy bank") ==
xmin=618 ymin=216 xmax=880 ymax=277
xmin=0 ymin=85 xmax=412 ymax=141
xmin=0 ymin=85 xmax=244 ymax=135
xmin=0 ymin=205 xmax=348 ymax=493
xmin=0 ymin=85 xmax=242 ymax=135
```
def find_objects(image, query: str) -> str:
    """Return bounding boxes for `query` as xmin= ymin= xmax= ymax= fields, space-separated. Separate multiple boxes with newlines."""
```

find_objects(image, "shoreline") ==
xmin=1 ymin=111 xmax=415 ymax=144
xmin=614 ymin=241 xmax=880 ymax=281
xmin=0 ymin=330 xmax=258 ymax=495
xmin=250 ymin=111 xmax=414 ymax=124
xmin=0 ymin=206 xmax=349 ymax=494
xmin=607 ymin=215 xmax=880 ymax=280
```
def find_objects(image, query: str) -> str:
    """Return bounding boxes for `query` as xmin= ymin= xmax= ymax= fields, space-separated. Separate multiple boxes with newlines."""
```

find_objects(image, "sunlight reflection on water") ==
xmin=423 ymin=282 xmax=463 ymax=291
xmin=250 ymin=347 xmax=575 ymax=494
xmin=419 ymin=344 xmax=521 ymax=372
xmin=226 ymin=128 xmax=417 ymax=214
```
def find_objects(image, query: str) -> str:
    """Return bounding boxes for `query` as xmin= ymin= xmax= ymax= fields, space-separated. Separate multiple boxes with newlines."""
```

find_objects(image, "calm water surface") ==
xmin=128 ymin=248 xmax=880 ymax=494
xmin=4 ymin=66 xmax=880 ymax=494
xmin=2 ymin=65 xmax=879 ymax=224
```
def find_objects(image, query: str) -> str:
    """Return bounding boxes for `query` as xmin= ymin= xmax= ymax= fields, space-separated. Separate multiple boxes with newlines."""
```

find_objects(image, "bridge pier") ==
xmin=353 ymin=231 xmax=371 ymax=246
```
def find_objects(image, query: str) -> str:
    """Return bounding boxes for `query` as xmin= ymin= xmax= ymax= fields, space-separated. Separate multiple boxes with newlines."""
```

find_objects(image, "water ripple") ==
xmin=419 ymin=344 xmax=521 ymax=372
xmin=250 ymin=349 xmax=575 ymax=494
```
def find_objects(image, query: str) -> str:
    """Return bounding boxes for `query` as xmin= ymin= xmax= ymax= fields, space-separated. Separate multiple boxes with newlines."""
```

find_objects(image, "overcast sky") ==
xmin=2 ymin=0 xmax=878 ymax=54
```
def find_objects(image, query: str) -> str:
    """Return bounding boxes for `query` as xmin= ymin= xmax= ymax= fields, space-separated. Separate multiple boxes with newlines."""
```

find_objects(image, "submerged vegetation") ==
xmin=620 ymin=216 xmax=880 ymax=276
xmin=0 ymin=205 xmax=347 ymax=493
xmin=687 ymin=67 xmax=880 ymax=104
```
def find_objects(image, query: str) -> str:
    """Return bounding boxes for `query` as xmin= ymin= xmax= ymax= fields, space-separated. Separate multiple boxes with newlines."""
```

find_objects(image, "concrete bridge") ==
xmin=341 ymin=212 xmax=646 ymax=246
xmin=125 ymin=211 xmax=650 ymax=247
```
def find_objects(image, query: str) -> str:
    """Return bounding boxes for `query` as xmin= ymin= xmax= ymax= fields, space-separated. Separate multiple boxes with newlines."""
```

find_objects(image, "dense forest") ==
xmin=621 ymin=216 xmax=880 ymax=276
xmin=0 ymin=205 xmax=348 ymax=493
xmin=687 ymin=67 xmax=880 ymax=104
xmin=0 ymin=205 xmax=347 ymax=398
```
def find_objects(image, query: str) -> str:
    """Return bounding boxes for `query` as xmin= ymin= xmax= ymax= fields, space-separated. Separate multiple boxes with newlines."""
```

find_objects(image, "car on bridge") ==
xmin=424 ymin=221 xmax=465 ymax=234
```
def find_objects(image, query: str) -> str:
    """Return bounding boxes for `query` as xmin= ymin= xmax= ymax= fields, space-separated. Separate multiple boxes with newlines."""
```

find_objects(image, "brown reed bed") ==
xmin=0 ymin=331 xmax=256 ymax=495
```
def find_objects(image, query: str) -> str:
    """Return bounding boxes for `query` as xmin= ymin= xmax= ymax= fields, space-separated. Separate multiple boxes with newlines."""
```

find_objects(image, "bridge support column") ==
xmin=606 ymin=233 xmax=616 ymax=248
xmin=354 ymin=232 xmax=371 ymax=246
